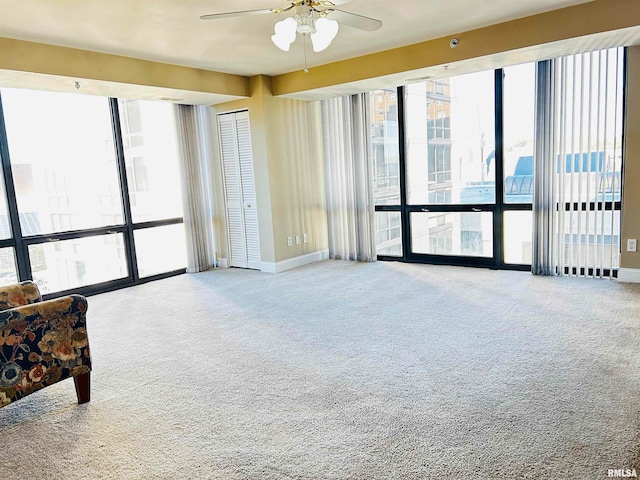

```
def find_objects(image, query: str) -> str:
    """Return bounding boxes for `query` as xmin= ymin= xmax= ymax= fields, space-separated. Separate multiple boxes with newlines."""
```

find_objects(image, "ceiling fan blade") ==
xmin=331 ymin=9 xmax=383 ymax=31
xmin=200 ymin=9 xmax=274 ymax=20
xmin=315 ymin=0 xmax=351 ymax=6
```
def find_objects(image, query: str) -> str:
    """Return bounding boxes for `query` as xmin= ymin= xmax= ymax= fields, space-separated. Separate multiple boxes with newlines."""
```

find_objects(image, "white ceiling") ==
xmin=0 ymin=0 xmax=595 ymax=77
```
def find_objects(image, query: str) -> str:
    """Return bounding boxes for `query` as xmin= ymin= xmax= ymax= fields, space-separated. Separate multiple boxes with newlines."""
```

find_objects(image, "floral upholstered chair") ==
xmin=0 ymin=281 xmax=91 ymax=408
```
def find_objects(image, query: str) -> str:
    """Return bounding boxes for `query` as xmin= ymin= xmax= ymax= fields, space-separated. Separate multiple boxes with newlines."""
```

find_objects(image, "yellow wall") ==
xmin=263 ymin=87 xmax=328 ymax=262
xmin=273 ymin=0 xmax=640 ymax=97
xmin=211 ymin=76 xmax=328 ymax=267
xmin=0 ymin=37 xmax=249 ymax=103
xmin=210 ymin=77 xmax=276 ymax=265
xmin=620 ymin=46 xmax=640 ymax=269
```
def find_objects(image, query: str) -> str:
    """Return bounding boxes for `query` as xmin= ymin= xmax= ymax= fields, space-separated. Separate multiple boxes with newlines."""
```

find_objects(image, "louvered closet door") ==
xmin=218 ymin=111 xmax=261 ymax=269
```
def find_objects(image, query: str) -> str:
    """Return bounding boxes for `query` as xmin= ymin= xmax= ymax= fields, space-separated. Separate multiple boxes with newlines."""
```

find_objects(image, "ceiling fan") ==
xmin=200 ymin=1 xmax=383 ymax=54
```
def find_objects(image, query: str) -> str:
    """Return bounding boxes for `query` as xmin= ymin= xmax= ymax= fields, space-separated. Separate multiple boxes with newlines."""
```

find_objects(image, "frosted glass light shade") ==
xmin=311 ymin=17 xmax=338 ymax=52
xmin=271 ymin=17 xmax=297 ymax=51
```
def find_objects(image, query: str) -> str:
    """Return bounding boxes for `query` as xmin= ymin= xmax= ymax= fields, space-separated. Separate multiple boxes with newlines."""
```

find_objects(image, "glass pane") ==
xmin=504 ymin=211 xmax=532 ymax=264
xmin=30 ymin=234 xmax=128 ymax=294
xmin=2 ymin=88 xmax=123 ymax=235
xmin=0 ymin=248 xmax=18 ymax=287
xmin=560 ymin=210 xmax=620 ymax=269
xmin=405 ymin=72 xmax=495 ymax=205
xmin=554 ymin=50 xmax=624 ymax=204
xmin=411 ymin=211 xmax=493 ymax=257
xmin=375 ymin=211 xmax=402 ymax=256
xmin=370 ymin=90 xmax=400 ymax=206
xmin=134 ymin=224 xmax=186 ymax=277
xmin=118 ymin=99 xmax=183 ymax=223
xmin=503 ymin=63 xmax=535 ymax=204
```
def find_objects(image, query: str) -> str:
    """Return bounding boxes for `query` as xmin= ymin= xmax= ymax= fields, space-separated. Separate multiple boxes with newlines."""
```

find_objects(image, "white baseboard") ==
xmin=617 ymin=268 xmax=640 ymax=283
xmin=261 ymin=249 xmax=329 ymax=273
xmin=217 ymin=258 xmax=228 ymax=268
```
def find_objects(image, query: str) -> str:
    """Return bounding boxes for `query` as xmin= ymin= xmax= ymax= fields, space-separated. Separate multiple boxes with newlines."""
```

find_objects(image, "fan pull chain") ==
xmin=303 ymin=34 xmax=309 ymax=73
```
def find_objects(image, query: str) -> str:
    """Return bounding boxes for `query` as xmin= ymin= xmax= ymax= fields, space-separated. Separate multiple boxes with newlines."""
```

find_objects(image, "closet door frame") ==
xmin=217 ymin=110 xmax=261 ymax=270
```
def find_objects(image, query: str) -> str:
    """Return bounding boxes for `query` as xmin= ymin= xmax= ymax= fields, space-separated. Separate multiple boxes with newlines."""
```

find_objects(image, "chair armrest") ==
xmin=0 ymin=294 xmax=91 ymax=407
xmin=0 ymin=281 xmax=42 ymax=311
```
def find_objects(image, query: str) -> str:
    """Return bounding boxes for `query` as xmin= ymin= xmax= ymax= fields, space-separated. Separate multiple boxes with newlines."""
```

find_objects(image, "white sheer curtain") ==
xmin=532 ymin=48 xmax=624 ymax=278
xmin=174 ymin=104 xmax=216 ymax=273
xmin=532 ymin=60 xmax=559 ymax=275
xmin=321 ymin=94 xmax=376 ymax=261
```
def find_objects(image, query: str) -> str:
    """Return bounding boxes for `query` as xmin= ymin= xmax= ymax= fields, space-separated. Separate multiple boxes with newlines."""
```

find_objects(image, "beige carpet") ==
xmin=1 ymin=260 xmax=639 ymax=479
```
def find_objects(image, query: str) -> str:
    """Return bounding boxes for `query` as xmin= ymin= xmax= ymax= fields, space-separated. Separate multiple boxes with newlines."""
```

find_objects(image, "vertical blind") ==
xmin=533 ymin=47 xmax=624 ymax=278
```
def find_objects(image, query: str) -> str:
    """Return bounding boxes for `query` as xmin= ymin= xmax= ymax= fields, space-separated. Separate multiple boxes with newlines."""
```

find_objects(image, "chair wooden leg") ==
xmin=74 ymin=372 xmax=91 ymax=404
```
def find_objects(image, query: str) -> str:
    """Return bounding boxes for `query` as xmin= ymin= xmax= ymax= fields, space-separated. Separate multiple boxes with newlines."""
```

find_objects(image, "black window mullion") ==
xmin=22 ymin=225 xmax=128 ymax=245
xmin=502 ymin=204 xmax=533 ymax=212
xmin=0 ymin=91 xmax=32 ymax=281
xmin=405 ymin=204 xmax=494 ymax=213
xmin=131 ymin=217 xmax=184 ymax=231
xmin=109 ymin=98 xmax=139 ymax=283
xmin=397 ymin=85 xmax=411 ymax=260
xmin=494 ymin=69 xmax=505 ymax=267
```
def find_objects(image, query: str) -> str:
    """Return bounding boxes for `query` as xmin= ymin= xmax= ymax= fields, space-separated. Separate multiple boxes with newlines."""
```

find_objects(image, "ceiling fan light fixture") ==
xmin=311 ymin=17 xmax=339 ymax=52
xmin=295 ymin=11 xmax=315 ymax=35
xmin=271 ymin=16 xmax=297 ymax=51
xmin=201 ymin=1 xmax=383 ymax=58
xmin=271 ymin=8 xmax=339 ymax=53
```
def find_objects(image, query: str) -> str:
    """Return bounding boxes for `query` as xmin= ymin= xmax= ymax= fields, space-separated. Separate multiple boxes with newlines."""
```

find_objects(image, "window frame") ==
xmin=0 ymin=94 xmax=185 ymax=300
xmin=375 ymin=55 xmax=625 ymax=275
xmin=372 ymin=70 xmax=531 ymax=270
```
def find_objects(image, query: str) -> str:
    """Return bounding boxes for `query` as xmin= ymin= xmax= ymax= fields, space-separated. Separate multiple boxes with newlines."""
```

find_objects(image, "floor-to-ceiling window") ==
xmin=117 ymin=99 xmax=186 ymax=278
xmin=502 ymin=63 xmax=535 ymax=265
xmin=0 ymin=89 xmax=186 ymax=297
xmin=372 ymin=47 xmax=624 ymax=275
xmin=405 ymin=71 xmax=496 ymax=263
xmin=370 ymin=89 xmax=402 ymax=257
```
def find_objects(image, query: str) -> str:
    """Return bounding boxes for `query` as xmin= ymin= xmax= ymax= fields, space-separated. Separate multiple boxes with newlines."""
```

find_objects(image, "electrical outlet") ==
xmin=287 ymin=236 xmax=293 ymax=247
xmin=303 ymin=233 xmax=308 ymax=243
xmin=627 ymin=238 xmax=637 ymax=252
xmin=295 ymin=235 xmax=301 ymax=245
